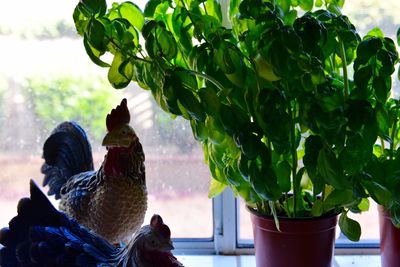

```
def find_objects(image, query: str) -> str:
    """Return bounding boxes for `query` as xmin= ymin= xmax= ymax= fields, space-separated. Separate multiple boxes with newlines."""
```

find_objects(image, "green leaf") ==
xmin=390 ymin=207 xmax=400 ymax=227
xmin=83 ymin=35 xmax=110 ymax=67
xmin=220 ymin=105 xmax=239 ymax=135
xmin=354 ymin=65 xmax=372 ymax=90
xmin=118 ymin=58 xmax=134 ymax=81
xmin=372 ymin=76 xmax=391 ymax=103
xmin=339 ymin=212 xmax=361 ymax=242
xmin=276 ymin=160 xmax=291 ymax=192
xmin=238 ymin=153 xmax=250 ymax=181
xmin=208 ymin=178 xmax=227 ymax=198
xmin=376 ymin=103 xmax=390 ymax=136
xmin=294 ymin=167 xmax=305 ymax=197
xmin=249 ymin=162 xmax=281 ymax=201
xmin=317 ymin=149 xmax=347 ymax=189
xmin=357 ymin=198 xmax=370 ymax=212
xmin=365 ymin=27 xmax=384 ymax=39
xmin=81 ymin=0 xmax=107 ymax=16
xmin=156 ymin=28 xmax=178 ymax=60
xmin=377 ymin=50 xmax=396 ymax=77
xmin=190 ymin=119 xmax=208 ymax=141
xmin=363 ymin=180 xmax=392 ymax=207
xmin=206 ymin=0 xmax=222 ymax=23
xmin=397 ymin=27 xmax=400 ymax=46
xmin=73 ymin=3 xmax=91 ymax=36
xmin=276 ymin=0 xmax=291 ymax=14
xmin=205 ymin=116 xmax=225 ymax=144
xmin=214 ymin=42 xmax=243 ymax=74
xmin=119 ymin=2 xmax=145 ymax=30
xmin=199 ymin=87 xmax=221 ymax=116
xmin=229 ymin=0 xmax=240 ymax=19
xmin=235 ymin=133 xmax=261 ymax=159
xmin=311 ymin=199 xmax=323 ymax=216
xmin=339 ymin=133 xmax=373 ymax=175
xmin=323 ymin=189 xmax=354 ymax=211
xmin=87 ymin=19 xmax=106 ymax=52
xmin=176 ymin=70 xmax=198 ymax=91
xmin=108 ymin=53 xmax=130 ymax=88
xmin=251 ymin=175 xmax=281 ymax=201
xmin=144 ymin=0 xmax=161 ymax=17
xmin=224 ymin=164 xmax=246 ymax=187
xmin=327 ymin=3 xmax=342 ymax=15
xmin=142 ymin=20 xmax=157 ymax=39
xmin=298 ymin=0 xmax=313 ymax=11
xmin=315 ymin=0 xmax=323 ymax=7
xmin=177 ymin=89 xmax=206 ymax=122
xmin=356 ymin=37 xmax=382 ymax=65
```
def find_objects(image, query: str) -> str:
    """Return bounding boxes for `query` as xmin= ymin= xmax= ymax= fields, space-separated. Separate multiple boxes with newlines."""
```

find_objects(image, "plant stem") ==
xmin=380 ymin=137 xmax=385 ymax=155
xmin=339 ymin=40 xmax=349 ymax=97
xmin=183 ymin=69 xmax=226 ymax=92
xmin=202 ymin=2 xmax=208 ymax=15
xmin=106 ymin=36 xmax=152 ymax=64
xmin=390 ymin=105 xmax=400 ymax=159
xmin=180 ymin=0 xmax=207 ymax=42
xmin=288 ymin=99 xmax=298 ymax=217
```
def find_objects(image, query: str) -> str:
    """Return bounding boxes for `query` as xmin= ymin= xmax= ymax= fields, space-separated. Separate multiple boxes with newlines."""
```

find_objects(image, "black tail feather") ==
xmin=42 ymin=121 xmax=94 ymax=199
xmin=0 ymin=180 xmax=64 ymax=267
xmin=0 ymin=180 xmax=121 ymax=267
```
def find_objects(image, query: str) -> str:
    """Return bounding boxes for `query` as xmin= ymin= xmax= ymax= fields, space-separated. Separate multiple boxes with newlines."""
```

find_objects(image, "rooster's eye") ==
xmin=121 ymin=129 xmax=127 ymax=135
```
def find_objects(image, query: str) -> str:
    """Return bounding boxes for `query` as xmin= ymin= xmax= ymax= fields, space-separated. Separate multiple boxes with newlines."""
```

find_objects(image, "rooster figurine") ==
xmin=41 ymin=98 xmax=147 ymax=243
xmin=0 ymin=180 xmax=184 ymax=267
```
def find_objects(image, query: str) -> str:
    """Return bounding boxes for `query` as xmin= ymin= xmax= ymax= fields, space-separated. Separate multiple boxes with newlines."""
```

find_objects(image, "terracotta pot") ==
xmin=379 ymin=205 xmax=400 ymax=267
xmin=249 ymin=207 xmax=338 ymax=267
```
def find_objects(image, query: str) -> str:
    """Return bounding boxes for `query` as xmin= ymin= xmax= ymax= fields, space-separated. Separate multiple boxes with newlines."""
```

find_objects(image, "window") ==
xmin=0 ymin=0 xmax=213 ymax=244
xmin=0 ymin=0 xmax=399 ymax=256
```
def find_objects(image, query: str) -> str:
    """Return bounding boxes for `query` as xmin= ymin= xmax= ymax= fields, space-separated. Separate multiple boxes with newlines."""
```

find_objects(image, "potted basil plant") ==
xmin=73 ymin=0 xmax=398 ymax=266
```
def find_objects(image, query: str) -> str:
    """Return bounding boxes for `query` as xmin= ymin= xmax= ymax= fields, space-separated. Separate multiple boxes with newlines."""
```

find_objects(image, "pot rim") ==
xmin=246 ymin=205 xmax=340 ymax=222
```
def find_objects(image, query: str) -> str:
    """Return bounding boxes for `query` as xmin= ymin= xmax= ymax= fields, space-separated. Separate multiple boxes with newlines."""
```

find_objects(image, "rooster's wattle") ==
xmin=0 ymin=180 xmax=183 ymax=267
xmin=41 ymin=98 xmax=147 ymax=243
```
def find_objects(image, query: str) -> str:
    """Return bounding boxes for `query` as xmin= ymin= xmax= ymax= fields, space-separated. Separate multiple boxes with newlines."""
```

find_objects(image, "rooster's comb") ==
xmin=106 ymin=98 xmax=130 ymax=132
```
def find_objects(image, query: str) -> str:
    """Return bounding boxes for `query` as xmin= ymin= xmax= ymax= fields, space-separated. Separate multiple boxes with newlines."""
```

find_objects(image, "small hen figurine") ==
xmin=41 ymin=98 xmax=147 ymax=243
xmin=0 ymin=180 xmax=184 ymax=267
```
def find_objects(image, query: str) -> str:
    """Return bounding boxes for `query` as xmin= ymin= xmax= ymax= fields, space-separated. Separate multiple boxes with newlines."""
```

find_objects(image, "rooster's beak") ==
xmin=102 ymin=131 xmax=132 ymax=148
xmin=161 ymin=241 xmax=174 ymax=252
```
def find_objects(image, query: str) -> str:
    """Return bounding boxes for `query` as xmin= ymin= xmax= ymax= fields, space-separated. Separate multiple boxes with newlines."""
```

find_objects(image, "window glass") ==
xmin=0 ymin=0 xmax=212 ymax=239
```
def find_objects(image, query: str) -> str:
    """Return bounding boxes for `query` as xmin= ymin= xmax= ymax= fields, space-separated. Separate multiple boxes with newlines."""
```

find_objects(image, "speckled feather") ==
xmin=60 ymin=169 xmax=147 ymax=243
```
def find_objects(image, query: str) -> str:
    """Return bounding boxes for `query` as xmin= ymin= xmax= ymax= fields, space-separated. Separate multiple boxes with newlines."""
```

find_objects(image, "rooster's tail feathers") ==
xmin=42 ymin=121 xmax=94 ymax=199
xmin=0 ymin=180 xmax=62 ymax=267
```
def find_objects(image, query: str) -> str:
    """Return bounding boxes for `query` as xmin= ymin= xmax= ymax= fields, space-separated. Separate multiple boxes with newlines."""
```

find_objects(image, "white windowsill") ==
xmin=176 ymin=255 xmax=381 ymax=267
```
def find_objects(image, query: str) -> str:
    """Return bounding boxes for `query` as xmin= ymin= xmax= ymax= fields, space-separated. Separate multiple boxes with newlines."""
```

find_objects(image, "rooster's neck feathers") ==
xmin=103 ymin=141 xmax=145 ymax=184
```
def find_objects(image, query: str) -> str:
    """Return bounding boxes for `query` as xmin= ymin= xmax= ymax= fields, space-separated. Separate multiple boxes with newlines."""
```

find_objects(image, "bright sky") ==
xmin=0 ymin=0 xmax=146 ymax=31
xmin=0 ymin=0 xmax=145 ymax=78
xmin=0 ymin=0 xmax=74 ymax=29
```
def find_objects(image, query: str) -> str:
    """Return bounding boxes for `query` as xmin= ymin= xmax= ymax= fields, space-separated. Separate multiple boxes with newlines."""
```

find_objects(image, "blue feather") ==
xmin=65 ymin=240 xmax=84 ymax=251
xmin=0 ymin=247 xmax=19 ymax=267
xmin=42 ymin=121 xmax=94 ymax=199
xmin=75 ymin=253 xmax=99 ymax=267
xmin=82 ymin=243 xmax=108 ymax=262
xmin=60 ymin=227 xmax=82 ymax=244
